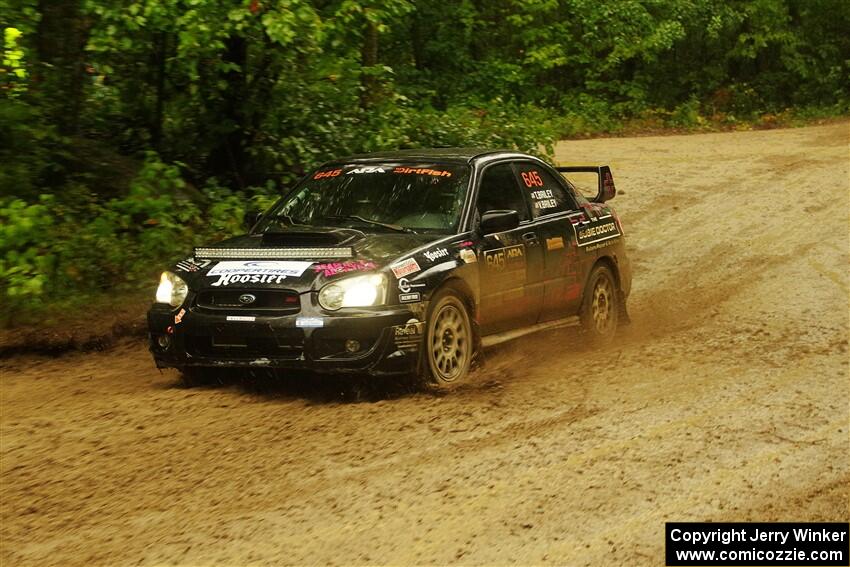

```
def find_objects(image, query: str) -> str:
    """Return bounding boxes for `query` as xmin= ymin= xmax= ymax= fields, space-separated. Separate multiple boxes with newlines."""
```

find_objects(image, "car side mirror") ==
xmin=480 ymin=209 xmax=520 ymax=234
xmin=244 ymin=210 xmax=262 ymax=231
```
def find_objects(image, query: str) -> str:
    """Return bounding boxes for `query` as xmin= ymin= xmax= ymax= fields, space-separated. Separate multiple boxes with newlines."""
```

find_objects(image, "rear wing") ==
xmin=556 ymin=165 xmax=616 ymax=203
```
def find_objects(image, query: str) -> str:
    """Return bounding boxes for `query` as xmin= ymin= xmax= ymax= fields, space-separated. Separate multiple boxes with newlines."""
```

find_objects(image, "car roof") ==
xmin=326 ymin=148 xmax=528 ymax=165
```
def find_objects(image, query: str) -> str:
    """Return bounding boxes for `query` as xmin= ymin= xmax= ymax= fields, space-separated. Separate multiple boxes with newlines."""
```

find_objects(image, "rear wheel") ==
xmin=424 ymin=287 xmax=473 ymax=387
xmin=580 ymin=265 xmax=619 ymax=345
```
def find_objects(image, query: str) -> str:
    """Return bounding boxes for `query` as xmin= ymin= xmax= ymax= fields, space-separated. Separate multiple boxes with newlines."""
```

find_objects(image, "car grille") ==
xmin=186 ymin=330 xmax=304 ymax=359
xmin=195 ymin=289 xmax=300 ymax=313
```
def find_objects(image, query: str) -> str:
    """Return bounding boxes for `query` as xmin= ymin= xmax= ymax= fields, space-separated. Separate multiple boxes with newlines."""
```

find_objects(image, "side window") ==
xmin=476 ymin=163 xmax=530 ymax=222
xmin=515 ymin=162 xmax=577 ymax=218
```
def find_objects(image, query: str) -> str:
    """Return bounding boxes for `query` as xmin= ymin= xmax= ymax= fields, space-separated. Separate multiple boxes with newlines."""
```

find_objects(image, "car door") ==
xmin=513 ymin=160 xmax=587 ymax=322
xmin=475 ymin=161 xmax=544 ymax=334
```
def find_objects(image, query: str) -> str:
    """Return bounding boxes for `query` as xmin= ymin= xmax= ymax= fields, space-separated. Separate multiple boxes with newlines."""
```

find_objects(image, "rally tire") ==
xmin=423 ymin=286 xmax=473 ymax=388
xmin=580 ymin=265 xmax=619 ymax=346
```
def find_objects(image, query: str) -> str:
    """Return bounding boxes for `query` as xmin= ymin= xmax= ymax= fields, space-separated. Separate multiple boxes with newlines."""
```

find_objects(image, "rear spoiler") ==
xmin=556 ymin=165 xmax=616 ymax=203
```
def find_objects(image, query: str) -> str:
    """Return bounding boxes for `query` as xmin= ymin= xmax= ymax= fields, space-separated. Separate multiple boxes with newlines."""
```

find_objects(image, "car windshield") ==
xmin=255 ymin=163 xmax=471 ymax=234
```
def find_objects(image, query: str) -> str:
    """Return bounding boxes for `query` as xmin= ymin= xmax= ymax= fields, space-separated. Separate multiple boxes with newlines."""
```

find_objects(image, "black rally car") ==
xmin=148 ymin=149 xmax=631 ymax=386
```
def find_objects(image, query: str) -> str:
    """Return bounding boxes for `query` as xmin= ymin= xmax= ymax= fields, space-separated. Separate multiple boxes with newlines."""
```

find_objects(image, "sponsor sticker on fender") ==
xmin=390 ymin=258 xmax=420 ymax=279
xmin=393 ymin=319 xmax=424 ymax=352
xmin=207 ymin=261 xmax=313 ymax=287
xmin=423 ymin=248 xmax=449 ymax=262
xmin=398 ymin=277 xmax=426 ymax=293
xmin=573 ymin=217 xmax=621 ymax=247
xmin=546 ymin=236 xmax=565 ymax=251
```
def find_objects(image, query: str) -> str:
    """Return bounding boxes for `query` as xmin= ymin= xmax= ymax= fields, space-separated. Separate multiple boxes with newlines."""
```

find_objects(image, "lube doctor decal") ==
xmin=572 ymin=216 xmax=621 ymax=247
xmin=207 ymin=261 xmax=314 ymax=287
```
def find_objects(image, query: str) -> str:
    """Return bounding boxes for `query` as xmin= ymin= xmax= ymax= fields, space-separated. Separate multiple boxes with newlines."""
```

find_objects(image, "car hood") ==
xmin=172 ymin=229 xmax=442 ymax=293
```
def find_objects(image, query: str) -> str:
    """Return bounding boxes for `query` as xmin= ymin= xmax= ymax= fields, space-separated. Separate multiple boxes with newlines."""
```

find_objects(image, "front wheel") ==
xmin=423 ymin=287 xmax=473 ymax=387
xmin=580 ymin=265 xmax=619 ymax=346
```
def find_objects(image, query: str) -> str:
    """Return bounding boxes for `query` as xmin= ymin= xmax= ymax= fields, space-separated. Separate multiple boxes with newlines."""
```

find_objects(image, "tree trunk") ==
xmin=34 ymin=0 xmax=89 ymax=135
xmin=208 ymin=35 xmax=248 ymax=188
xmin=151 ymin=31 xmax=168 ymax=151
xmin=360 ymin=19 xmax=379 ymax=108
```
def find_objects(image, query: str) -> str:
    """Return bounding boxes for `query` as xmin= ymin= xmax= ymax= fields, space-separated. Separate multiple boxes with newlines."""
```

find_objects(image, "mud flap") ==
xmin=470 ymin=318 xmax=485 ymax=370
xmin=618 ymin=292 xmax=631 ymax=325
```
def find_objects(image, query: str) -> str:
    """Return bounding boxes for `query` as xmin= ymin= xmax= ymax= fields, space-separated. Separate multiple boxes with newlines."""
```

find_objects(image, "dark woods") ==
xmin=1 ymin=0 xmax=848 ymax=319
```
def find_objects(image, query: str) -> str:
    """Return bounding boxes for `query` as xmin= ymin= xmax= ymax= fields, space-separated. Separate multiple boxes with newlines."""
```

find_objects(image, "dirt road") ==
xmin=2 ymin=122 xmax=848 ymax=566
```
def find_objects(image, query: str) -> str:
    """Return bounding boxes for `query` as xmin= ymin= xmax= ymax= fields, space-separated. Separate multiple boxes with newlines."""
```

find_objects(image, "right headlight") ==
xmin=155 ymin=271 xmax=189 ymax=308
xmin=318 ymin=274 xmax=387 ymax=310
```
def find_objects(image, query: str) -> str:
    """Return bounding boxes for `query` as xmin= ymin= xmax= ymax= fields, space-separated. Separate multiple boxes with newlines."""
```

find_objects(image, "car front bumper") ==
xmin=147 ymin=300 xmax=426 ymax=376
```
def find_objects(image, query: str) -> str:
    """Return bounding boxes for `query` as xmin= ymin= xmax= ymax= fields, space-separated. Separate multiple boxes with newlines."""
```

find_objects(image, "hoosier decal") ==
xmin=484 ymin=244 xmax=525 ymax=271
xmin=423 ymin=248 xmax=449 ymax=262
xmin=574 ymin=217 xmax=621 ymax=247
xmin=207 ymin=261 xmax=313 ymax=287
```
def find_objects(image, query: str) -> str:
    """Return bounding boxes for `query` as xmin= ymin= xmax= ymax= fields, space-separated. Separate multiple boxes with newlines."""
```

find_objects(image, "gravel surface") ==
xmin=2 ymin=122 xmax=848 ymax=566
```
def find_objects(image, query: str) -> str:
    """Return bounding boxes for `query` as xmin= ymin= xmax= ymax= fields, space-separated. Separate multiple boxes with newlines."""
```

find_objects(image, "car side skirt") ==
xmin=481 ymin=315 xmax=580 ymax=348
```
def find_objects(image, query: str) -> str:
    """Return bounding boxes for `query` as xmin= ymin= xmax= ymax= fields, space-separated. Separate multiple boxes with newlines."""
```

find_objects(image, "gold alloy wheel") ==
xmin=429 ymin=298 xmax=470 ymax=382
xmin=591 ymin=272 xmax=616 ymax=335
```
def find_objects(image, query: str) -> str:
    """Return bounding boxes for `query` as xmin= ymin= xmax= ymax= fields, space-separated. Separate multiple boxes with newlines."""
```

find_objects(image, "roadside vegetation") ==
xmin=1 ymin=0 xmax=848 ymax=326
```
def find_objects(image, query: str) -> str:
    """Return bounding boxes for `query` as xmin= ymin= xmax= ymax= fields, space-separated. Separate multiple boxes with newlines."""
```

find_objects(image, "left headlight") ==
xmin=155 ymin=271 xmax=189 ymax=308
xmin=318 ymin=274 xmax=387 ymax=311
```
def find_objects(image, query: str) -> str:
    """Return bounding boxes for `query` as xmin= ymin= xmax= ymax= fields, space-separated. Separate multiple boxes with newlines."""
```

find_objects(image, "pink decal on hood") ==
xmin=313 ymin=260 xmax=377 ymax=277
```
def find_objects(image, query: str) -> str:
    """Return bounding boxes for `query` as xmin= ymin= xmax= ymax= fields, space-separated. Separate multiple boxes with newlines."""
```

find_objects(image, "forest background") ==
xmin=1 ymin=0 xmax=847 ymax=326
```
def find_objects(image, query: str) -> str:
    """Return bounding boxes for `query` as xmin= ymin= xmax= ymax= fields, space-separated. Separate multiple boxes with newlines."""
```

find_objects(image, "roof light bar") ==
xmin=194 ymin=247 xmax=354 ymax=260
